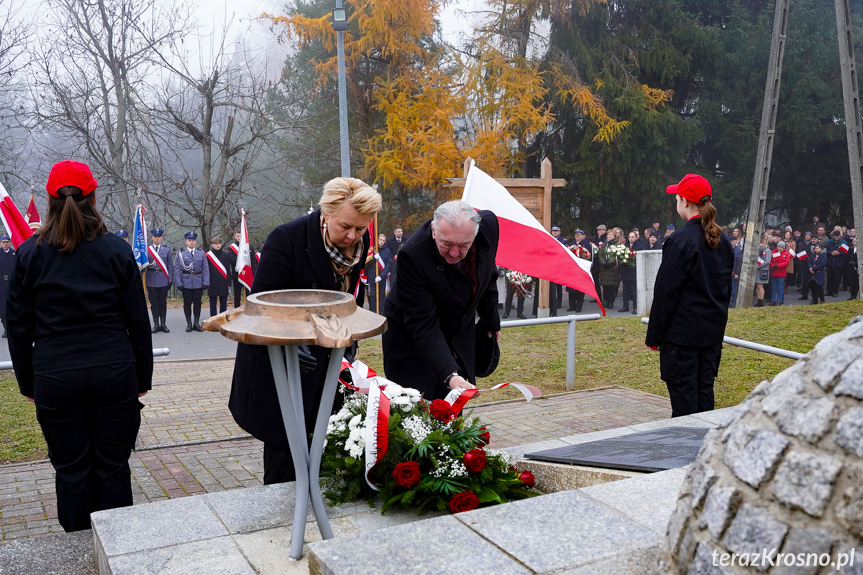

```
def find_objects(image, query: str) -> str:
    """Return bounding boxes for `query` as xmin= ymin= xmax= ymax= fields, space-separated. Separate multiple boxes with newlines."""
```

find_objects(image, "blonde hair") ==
xmin=319 ymin=177 xmax=382 ymax=216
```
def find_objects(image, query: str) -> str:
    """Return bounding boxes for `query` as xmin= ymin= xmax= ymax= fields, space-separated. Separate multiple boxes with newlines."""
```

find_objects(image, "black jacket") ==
xmin=646 ymin=218 xmax=734 ymax=348
xmin=7 ymin=233 xmax=153 ymax=397
xmin=229 ymin=209 xmax=369 ymax=448
xmin=0 ymin=247 xmax=16 ymax=315
xmin=382 ymin=211 xmax=500 ymax=399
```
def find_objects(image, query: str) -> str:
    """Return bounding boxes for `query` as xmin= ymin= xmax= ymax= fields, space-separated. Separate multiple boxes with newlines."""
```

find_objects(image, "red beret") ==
xmin=666 ymin=173 xmax=711 ymax=205
xmin=46 ymin=161 xmax=98 ymax=197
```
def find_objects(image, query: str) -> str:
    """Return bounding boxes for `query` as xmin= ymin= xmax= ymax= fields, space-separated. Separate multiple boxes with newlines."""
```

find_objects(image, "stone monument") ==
xmin=666 ymin=317 xmax=863 ymax=573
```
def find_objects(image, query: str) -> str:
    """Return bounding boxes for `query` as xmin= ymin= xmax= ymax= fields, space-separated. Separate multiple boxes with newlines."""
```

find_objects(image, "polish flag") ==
xmin=796 ymin=249 xmax=809 ymax=261
xmin=0 ymin=182 xmax=33 ymax=249
xmin=840 ymin=242 xmax=850 ymax=253
xmin=235 ymin=210 xmax=254 ymax=290
xmin=25 ymin=194 xmax=41 ymax=230
xmin=461 ymin=162 xmax=604 ymax=315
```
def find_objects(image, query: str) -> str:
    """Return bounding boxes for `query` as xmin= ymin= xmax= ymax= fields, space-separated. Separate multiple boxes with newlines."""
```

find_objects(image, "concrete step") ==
xmin=0 ymin=530 xmax=95 ymax=575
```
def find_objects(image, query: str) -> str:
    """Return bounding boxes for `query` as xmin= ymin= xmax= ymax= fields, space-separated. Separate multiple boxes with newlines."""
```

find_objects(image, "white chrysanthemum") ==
xmin=390 ymin=396 xmax=411 ymax=406
xmin=348 ymin=414 xmax=362 ymax=429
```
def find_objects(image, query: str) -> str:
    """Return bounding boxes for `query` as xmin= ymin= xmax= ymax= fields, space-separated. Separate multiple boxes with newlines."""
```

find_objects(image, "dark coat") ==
xmin=566 ymin=238 xmax=592 ymax=294
xmin=0 ymin=247 xmax=16 ymax=315
xmin=206 ymin=248 xmax=232 ymax=296
xmin=619 ymin=241 xmax=637 ymax=283
xmin=646 ymin=218 xmax=734 ymax=349
xmin=811 ymin=253 xmax=827 ymax=285
xmin=382 ymin=211 xmax=500 ymax=400
xmin=7 ymin=233 xmax=153 ymax=397
xmin=229 ymin=209 xmax=369 ymax=448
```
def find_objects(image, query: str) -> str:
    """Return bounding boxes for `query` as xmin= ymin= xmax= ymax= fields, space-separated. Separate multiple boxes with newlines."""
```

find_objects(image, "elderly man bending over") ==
xmin=382 ymin=200 xmax=500 ymax=400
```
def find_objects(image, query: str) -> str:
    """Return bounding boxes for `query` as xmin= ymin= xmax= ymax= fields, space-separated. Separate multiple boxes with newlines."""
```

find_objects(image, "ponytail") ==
xmin=36 ymin=186 xmax=107 ymax=252
xmin=697 ymin=202 xmax=722 ymax=249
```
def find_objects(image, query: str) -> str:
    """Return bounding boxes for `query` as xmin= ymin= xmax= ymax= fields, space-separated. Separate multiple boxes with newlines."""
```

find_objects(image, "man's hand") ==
xmin=375 ymin=276 xmax=382 ymax=282
xmin=447 ymin=375 xmax=476 ymax=391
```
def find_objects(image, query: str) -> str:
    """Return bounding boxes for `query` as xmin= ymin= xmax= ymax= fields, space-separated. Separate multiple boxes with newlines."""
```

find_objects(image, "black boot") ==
xmin=502 ymin=310 xmax=510 ymax=319
xmin=186 ymin=319 xmax=193 ymax=332
xmin=193 ymin=316 xmax=203 ymax=332
xmin=755 ymin=300 xmax=764 ymax=307
xmin=152 ymin=315 xmax=160 ymax=333
xmin=160 ymin=315 xmax=170 ymax=332
xmin=618 ymin=305 xmax=629 ymax=313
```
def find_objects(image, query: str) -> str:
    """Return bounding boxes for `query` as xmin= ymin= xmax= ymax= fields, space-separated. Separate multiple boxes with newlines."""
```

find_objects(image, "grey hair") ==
xmin=432 ymin=200 xmax=480 ymax=236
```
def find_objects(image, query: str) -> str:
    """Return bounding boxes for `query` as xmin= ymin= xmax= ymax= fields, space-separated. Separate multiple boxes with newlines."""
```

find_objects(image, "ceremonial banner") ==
xmin=461 ymin=162 xmax=605 ymax=315
xmin=25 ymin=194 xmax=41 ymax=230
xmin=132 ymin=205 xmax=148 ymax=270
xmin=0 ymin=182 xmax=33 ymax=249
xmin=236 ymin=210 xmax=254 ymax=290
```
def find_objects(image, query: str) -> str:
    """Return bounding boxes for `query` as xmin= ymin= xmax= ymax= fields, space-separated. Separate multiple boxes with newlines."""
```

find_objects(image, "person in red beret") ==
xmin=6 ymin=160 xmax=153 ymax=532
xmin=645 ymin=174 xmax=734 ymax=417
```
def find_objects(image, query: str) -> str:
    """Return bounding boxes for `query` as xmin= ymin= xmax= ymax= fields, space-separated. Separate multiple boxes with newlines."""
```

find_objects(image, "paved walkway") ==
xmin=0 ymin=360 xmax=671 ymax=541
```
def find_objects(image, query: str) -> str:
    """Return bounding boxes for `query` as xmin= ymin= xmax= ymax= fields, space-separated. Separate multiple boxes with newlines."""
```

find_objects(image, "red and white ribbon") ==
xmin=363 ymin=382 xmax=390 ymax=491
xmin=444 ymin=382 xmax=542 ymax=415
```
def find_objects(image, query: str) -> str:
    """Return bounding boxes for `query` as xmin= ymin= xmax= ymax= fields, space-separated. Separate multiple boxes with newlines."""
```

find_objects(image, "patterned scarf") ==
xmin=321 ymin=215 xmax=363 ymax=292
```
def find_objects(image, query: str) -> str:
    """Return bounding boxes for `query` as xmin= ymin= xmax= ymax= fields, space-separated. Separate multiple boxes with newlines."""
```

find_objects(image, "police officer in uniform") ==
xmin=145 ymin=228 xmax=173 ymax=333
xmin=115 ymin=229 xmax=128 ymax=243
xmin=206 ymin=237 xmax=231 ymax=317
xmin=174 ymin=232 xmax=209 ymax=332
xmin=0 ymin=234 xmax=15 ymax=337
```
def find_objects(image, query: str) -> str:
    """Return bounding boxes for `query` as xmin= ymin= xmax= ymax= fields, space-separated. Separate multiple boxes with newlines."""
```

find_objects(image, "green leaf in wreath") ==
xmin=478 ymin=486 xmax=502 ymax=503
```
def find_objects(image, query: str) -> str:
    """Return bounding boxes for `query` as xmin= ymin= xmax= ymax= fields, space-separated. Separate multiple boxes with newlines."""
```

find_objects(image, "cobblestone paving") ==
xmin=0 ymin=360 xmax=671 ymax=540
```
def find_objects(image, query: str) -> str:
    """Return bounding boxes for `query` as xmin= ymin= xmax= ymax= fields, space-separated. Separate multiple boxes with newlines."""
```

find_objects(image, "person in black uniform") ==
xmin=206 ymin=237 xmax=231 ymax=317
xmin=229 ymin=177 xmax=381 ymax=484
xmin=646 ymin=174 xmax=733 ymax=417
xmin=7 ymin=160 xmax=152 ymax=532
xmin=0 ymin=234 xmax=15 ymax=337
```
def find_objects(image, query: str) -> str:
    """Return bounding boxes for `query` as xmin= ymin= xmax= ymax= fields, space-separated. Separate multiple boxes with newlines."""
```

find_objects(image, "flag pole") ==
xmin=374 ymin=213 xmax=380 ymax=314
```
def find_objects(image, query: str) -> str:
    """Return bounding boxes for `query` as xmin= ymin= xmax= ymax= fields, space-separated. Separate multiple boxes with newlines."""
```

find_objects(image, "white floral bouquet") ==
xmin=608 ymin=242 xmax=636 ymax=267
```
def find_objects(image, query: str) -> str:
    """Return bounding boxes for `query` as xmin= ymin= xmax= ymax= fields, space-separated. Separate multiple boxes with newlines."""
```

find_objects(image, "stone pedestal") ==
xmin=636 ymin=251 xmax=663 ymax=316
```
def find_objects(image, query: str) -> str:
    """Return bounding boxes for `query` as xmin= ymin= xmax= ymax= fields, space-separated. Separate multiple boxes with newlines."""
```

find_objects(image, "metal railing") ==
xmin=0 ymin=347 xmax=171 ymax=371
xmin=639 ymin=317 xmax=804 ymax=360
xmin=501 ymin=314 xmax=602 ymax=390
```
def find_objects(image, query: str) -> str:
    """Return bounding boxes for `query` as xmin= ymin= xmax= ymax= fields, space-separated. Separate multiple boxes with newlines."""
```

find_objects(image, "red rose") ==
xmin=392 ymin=461 xmax=421 ymax=489
xmin=448 ymin=490 xmax=480 ymax=513
xmin=476 ymin=426 xmax=490 ymax=446
xmin=518 ymin=470 xmax=535 ymax=489
xmin=463 ymin=449 xmax=487 ymax=473
xmin=429 ymin=399 xmax=455 ymax=422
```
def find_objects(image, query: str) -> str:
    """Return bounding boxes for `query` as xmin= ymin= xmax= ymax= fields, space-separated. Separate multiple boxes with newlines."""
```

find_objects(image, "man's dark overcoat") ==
xmin=229 ymin=208 xmax=369 ymax=448
xmin=382 ymin=211 xmax=500 ymax=400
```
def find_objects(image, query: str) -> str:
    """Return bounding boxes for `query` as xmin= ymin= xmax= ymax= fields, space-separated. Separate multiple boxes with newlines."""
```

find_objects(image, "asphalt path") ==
xmin=0 ymin=280 xmax=827 ymax=363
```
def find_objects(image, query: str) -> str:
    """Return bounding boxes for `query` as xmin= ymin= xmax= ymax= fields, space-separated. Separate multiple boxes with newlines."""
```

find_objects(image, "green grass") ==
xmin=2 ymin=299 xmax=861 ymax=464
xmin=0 ymin=379 xmax=46 ymax=464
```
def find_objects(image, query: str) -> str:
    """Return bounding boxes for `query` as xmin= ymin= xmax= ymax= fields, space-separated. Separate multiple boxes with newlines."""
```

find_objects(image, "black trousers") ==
xmin=567 ymin=290 xmax=584 ymax=312
xmin=799 ymin=267 xmax=812 ymax=298
xmin=846 ymin=266 xmax=860 ymax=299
xmin=621 ymin=281 xmax=637 ymax=308
xmin=660 ymin=343 xmax=721 ymax=417
xmin=209 ymin=293 xmax=228 ymax=317
xmin=827 ymin=266 xmax=842 ymax=296
xmin=812 ymin=282 xmax=826 ymax=303
xmin=233 ymin=278 xmax=249 ymax=308
xmin=367 ymin=281 xmax=386 ymax=314
xmin=504 ymin=282 xmax=525 ymax=315
xmin=34 ymin=363 xmax=141 ymax=532
xmin=552 ymin=283 xmax=563 ymax=309
xmin=182 ymin=287 xmax=203 ymax=320
xmin=601 ymin=284 xmax=619 ymax=307
xmin=147 ymin=286 xmax=168 ymax=325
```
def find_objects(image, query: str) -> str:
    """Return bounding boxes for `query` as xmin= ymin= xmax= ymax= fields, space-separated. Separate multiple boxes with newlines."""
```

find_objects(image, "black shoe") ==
xmin=517 ymin=313 xmax=527 ymax=319
xmin=631 ymin=308 xmax=637 ymax=314
xmin=798 ymin=296 xmax=808 ymax=300
xmin=810 ymin=300 xmax=818 ymax=305
xmin=566 ymin=307 xmax=577 ymax=312
xmin=161 ymin=323 xmax=170 ymax=333
xmin=618 ymin=306 xmax=629 ymax=313
xmin=186 ymin=321 xmax=193 ymax=332
xmin=575 ymin=306 xmax=583 ymax=313
xmin=1 ymin=331 xmax=5 ymax=338
xmin=193 ymin=317 xmax=203 ymax=332
xmin=152 ymin=324 xmax=160 ymax=334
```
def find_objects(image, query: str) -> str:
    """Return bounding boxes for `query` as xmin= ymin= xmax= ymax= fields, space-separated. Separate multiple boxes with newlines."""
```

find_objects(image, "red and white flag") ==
xmin=796 ymin=249 xmax=809 ymax=261
xmin=25 ymin=194 xmax=41 ymax=230
xmin=840 ymin=242 xmax=850 ymax=253
xmin=461 ymin=162 xmax=604 ymax=314
xmin=0 ymin=182 xmax=33 ymax=249
xmin=235 ymin=210 xmax=254 ymax=290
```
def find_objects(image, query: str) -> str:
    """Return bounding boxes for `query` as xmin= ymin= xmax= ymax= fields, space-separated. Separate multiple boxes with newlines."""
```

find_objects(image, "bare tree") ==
xmin=26 ymin=0 xmax=191 ymax=229
xmin=0 ymin=0 xmax=32 ymax=188
xmin=145 ymin=28 xmax=286 ymax=246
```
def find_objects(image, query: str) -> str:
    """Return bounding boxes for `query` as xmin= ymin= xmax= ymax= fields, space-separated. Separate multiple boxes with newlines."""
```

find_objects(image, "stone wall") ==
xmin=666 ymin=317 xmax=863 ymax=574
